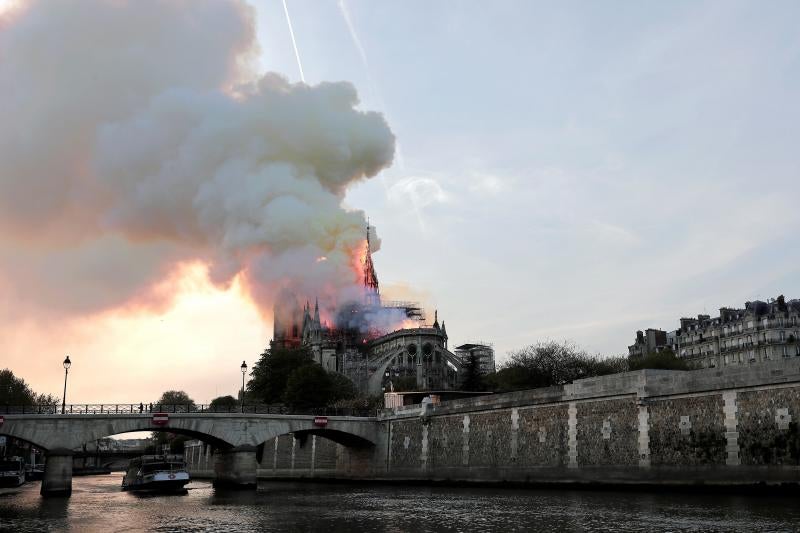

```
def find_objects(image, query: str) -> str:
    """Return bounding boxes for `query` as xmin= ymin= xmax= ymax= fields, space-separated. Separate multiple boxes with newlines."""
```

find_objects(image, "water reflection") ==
xmin=0 ymin=473 xmax=798 ymax=532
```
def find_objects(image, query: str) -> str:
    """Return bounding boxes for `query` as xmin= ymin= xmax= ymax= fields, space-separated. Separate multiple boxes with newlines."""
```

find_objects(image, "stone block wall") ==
xmin=378 ymin=361 xmax=800 ymax=486
xmin=737 ymin=385 xmax=800 ymax=466
xmin=427 ymin=413 xmax=464 ymax=469
xmin=388 ymin=419 xmax=424 ymax=471
xmin=648 ymin=394 xmax=726 ymax=466
xmin=576 ymin=398 xmax=638 ymax=467
xmin=517 ymin=404 xmax=568 ymax=467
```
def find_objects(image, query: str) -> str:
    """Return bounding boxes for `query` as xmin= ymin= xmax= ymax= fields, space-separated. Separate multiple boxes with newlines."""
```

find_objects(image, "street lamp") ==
xmin=240 ymin=361 xmax=247 ymax=413
xmin=61 ymin=355 xmax=71 ymax=415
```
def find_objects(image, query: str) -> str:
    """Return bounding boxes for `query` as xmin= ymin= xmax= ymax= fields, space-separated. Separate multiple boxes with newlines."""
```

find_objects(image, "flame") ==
xmin=349 ymin=238 xmax=369 ymax=284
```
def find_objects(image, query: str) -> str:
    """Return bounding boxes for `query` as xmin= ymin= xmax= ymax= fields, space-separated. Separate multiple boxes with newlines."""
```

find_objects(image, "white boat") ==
xmin=121 ymin=454 xmax=190 ymax=492
xmin=0 ymin=456 xmax=26 ymax=487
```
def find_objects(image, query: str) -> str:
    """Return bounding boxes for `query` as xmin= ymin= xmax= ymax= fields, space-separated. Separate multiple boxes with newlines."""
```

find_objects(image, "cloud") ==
xmin=387 ymin=176 xmax=448 ymax=209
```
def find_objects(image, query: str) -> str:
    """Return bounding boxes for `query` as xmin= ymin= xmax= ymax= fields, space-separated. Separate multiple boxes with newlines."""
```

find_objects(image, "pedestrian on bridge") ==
xmin=138 ymin=403 xmax=143 ymax=414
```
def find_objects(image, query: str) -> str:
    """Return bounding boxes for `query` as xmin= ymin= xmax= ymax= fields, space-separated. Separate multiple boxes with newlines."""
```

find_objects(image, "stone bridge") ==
xmin=0 ymin=412 xmax=378 ymax=496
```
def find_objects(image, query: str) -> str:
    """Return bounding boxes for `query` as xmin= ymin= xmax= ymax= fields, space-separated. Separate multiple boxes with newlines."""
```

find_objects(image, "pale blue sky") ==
xmin=253 ymin=0 xmax=800 ymax=359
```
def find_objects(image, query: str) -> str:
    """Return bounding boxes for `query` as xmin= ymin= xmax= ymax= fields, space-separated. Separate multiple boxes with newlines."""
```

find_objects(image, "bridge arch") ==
xmin=0 ymin=429 xmax=50 ymax=453
xmin=280 ymin=428 xmax=374 ymax=449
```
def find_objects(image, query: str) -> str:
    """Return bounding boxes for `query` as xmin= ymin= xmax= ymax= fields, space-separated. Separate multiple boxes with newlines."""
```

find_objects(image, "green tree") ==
xmin=328 ymin=372 xmax=357 ymax=402
xmin=628 ymin=348 xmax=688 ymax=371
xmin=208 ymin=395 xmax=238 ymax=412
xmin=487 ymin=340 xmax=628 ymax=392
xmin=459 ymin=352 xmax=485 ymax=391
xmin=154 ymin=390 xmax=196 ymax=410
xmin=391 ymin=376 xmax=419 ymax=392
xmin=0 ymin=369 xmax=60 ymax=406
xmin=246 ymin=346 xmax=314 ymax=404
xmin=283 ymin=365 xmax=333 ymax=409
xmin=152 ymin=390 xmax=196 ymax=453
xmin=330 ymin=393 xmax=384 ymax=411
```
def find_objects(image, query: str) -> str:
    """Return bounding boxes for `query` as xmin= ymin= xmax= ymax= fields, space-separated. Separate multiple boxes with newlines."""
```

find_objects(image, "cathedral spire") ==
xmin=363 ymin=220 xmax=379 ymax=303
xmin=433 ymin=309 xmax=440 ymax=329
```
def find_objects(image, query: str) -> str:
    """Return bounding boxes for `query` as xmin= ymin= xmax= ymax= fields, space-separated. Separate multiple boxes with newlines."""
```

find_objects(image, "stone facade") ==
xmin=629 ymin=295 xmax=800 ymax=369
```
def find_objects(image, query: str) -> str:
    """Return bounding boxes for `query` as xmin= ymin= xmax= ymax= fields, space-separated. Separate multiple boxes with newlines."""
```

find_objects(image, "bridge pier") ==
xmin=41 ymin=450 xmax=73 ymax=497
xmin=212 ymin=445 xmax=257 ymax=489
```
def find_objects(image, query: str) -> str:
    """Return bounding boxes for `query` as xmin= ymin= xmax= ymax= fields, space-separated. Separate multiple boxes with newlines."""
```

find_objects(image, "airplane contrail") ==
xmin=338 ymin=0 xmax=369 ymax=72
xmin=282 ymin=0 xmax=305 ymax=83
xmin=337 ymin=0 xmax=405 ymax=172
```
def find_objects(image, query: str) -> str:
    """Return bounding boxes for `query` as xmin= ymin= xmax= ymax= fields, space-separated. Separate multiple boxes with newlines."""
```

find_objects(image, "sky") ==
xmin=1 ymin=0 xmax=799 ymax=404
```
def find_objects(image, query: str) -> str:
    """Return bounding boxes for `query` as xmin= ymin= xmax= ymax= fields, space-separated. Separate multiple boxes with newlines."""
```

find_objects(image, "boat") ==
xmin=0 ymin=456 xmax=26 ymax=487
xmin=121 ymin=454 xmax=190 ymax=492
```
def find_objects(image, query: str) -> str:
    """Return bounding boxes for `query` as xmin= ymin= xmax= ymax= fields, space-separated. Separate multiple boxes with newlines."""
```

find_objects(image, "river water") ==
xmin=0 ymin=474 xmax=798 ymax=532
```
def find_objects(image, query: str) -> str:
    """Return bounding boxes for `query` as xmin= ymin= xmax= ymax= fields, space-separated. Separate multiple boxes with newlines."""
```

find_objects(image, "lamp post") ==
xmin=61 ymin=355 xmax=71 ymax=414
xmin=240 ymin=361 xmax=247 ymax=413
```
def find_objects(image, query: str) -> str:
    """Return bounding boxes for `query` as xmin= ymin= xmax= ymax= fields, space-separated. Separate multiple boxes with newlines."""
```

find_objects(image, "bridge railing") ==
xmin=0 ymin=404 xmax=376 ymax=417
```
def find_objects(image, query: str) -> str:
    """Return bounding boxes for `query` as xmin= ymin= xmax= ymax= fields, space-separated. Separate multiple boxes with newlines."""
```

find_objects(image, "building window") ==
xmin=783 ymin=346 xmax=789 ymax=358
xmin=780 ymin=331 xmax=786 ymax=341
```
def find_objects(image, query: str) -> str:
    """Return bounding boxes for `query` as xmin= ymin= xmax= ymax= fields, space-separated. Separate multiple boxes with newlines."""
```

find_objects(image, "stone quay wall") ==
xmin=379 ymin=359 xmax=800 ymax=486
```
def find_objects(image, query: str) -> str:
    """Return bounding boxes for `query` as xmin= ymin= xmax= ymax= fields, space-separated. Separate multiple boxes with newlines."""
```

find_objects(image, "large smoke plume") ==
xmin=0 ymin=0 xmax=394 ymax=320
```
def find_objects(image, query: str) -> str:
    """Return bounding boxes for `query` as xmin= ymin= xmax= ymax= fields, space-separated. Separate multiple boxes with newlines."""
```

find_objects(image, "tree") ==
xmin=247 ymin=346 xmax=314 ymax=404
xmin=209 ymin=395 xmax=238 ymax=412
xmin=391 ymin=376 xmax=418 ymax=392
xmin=0 ymin=369 xmax=59 ymax=406
xmin=487 ymin=340 xmax=627 ymax=392
xmin=628 ymin=348 xmax=688 ymax=371
xmin=283 ymin=365 xmax=333 ymax=409
xmin=459 ymin=352 xmax=485 ymax=391
xmin=152 ymin=390 xmax=196 ymax=453
xmin=154 ymin=390 xmax=196 ymax=409
xmin=328 ymin=372 xmax=357 ymax=402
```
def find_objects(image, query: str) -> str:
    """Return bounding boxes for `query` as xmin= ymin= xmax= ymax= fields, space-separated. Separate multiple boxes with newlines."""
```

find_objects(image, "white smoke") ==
xmin=0 ymin=0 xmax=394 ymax=318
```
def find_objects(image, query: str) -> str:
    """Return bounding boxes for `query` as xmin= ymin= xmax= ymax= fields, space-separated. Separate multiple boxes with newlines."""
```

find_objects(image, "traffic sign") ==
xmin=151 ymin=413 xmax=169 ymax=426
xmin=313 ymin=416 xmax=328 ymax=427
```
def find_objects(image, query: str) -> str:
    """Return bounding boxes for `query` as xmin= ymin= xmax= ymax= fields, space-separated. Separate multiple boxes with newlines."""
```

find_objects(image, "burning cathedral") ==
xmin=271 ymin=226 xmax=464 ymax=395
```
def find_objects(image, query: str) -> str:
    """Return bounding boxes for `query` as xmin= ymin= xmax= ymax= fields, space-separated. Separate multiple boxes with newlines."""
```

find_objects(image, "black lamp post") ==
xmin=61 ymin=355 xmax=71 ymax=414
xmin=240 ymin=361 xmax=247 ymax=413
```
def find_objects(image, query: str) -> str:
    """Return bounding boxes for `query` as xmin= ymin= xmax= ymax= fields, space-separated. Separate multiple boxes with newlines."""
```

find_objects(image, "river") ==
xmin=0 ymin=474 xmax=798 ymax=532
